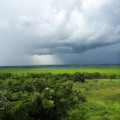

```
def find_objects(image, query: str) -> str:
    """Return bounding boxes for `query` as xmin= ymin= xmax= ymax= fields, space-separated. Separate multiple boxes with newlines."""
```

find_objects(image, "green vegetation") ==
xmin=0 ymin=73 xmax=87 ymax=120
xmin=73 ymin=79 xmax=120 ymax=119
xmin=0 ymin=65 xmax=120 ymax=75
xmin=0 ymin=65 xmax=120 ymax=120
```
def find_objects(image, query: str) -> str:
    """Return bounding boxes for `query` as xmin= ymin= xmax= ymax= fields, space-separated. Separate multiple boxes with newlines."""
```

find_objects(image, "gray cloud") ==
xmin=0 ymin=0 xmax=120 ymax=65
xmin=55 ymin=43 xmax=120 ymax=65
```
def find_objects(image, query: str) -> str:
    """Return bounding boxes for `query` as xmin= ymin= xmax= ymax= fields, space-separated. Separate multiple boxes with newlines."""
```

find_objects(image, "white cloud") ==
xmin=0 ymin=20 xmax=9 ymax=28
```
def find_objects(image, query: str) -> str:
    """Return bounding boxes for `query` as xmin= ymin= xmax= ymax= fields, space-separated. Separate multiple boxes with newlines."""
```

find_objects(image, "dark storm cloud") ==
xmin=0 ymin=0 xmax=120 ymax=65
xmin=56 ymin=43 xmax=120 ymax=65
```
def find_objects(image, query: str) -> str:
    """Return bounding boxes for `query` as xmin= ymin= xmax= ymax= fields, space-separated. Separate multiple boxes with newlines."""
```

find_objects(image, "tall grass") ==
xmin=73 ymin=79 xmax=120 ymax=120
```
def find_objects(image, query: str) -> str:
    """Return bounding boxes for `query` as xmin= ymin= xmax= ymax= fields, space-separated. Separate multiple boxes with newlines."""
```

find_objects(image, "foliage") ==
xmin=65 ymin=103 xmax=90 ymax=120
xmin=0 ymin=70 xmax=120 ymax=120
xmin=0 ymin=73 xmax=86 ymax=120
xmin=73 ymin=72 xmax=85 ymax=82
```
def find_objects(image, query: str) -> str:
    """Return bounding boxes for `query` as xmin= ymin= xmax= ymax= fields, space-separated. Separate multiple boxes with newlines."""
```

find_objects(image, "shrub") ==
xmin=0 ymin=73 xmax=84 ymax=120
xmin=73 ymin=72 xmax=85 ymax=82
xmin=66 ymin=103 xmax=90 ymax=120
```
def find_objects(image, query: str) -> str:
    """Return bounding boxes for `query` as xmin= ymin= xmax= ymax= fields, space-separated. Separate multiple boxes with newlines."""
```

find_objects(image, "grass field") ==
xmin=73 ymin=79 xmax=120 ymax=119
xmin=0 ymin=65 xmax=120 ymax=75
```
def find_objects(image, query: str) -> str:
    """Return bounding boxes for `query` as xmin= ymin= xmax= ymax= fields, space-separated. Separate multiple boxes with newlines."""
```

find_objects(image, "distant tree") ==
xmin=110 ymin=74 xmax=116 ymax=81
xmin=73 ymin=72 xmax=85 ymax=82
xmin=93 ymin=72 xmax=101 ymax=79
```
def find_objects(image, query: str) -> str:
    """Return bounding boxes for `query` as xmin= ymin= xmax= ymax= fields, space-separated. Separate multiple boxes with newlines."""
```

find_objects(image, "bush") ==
xmin=0 ymin=73 xmax=85 ymax=120
xmin=65 ymin=103 xmax=90 ymax=120
xmin=73 ymin=72 xmax=85 ymax=82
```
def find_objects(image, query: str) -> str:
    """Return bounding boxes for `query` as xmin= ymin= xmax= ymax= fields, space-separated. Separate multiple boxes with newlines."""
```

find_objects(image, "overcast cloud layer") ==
xmin=0 ymin=0 xmax=120 ymax=65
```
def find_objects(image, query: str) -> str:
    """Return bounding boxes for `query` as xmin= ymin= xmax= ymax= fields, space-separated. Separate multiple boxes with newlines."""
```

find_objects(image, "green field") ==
xmin=0 ymin=65 xmax=120 ymax=120
xmin=0 ymin=65 xmax=120 ymax=75
xmin=73 ymin=79 xmax=120 ymax=119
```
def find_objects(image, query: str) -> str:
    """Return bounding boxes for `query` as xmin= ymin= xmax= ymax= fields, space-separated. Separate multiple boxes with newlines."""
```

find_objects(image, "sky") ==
xmin=0 ymin=0 xmax=120 ymax=66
